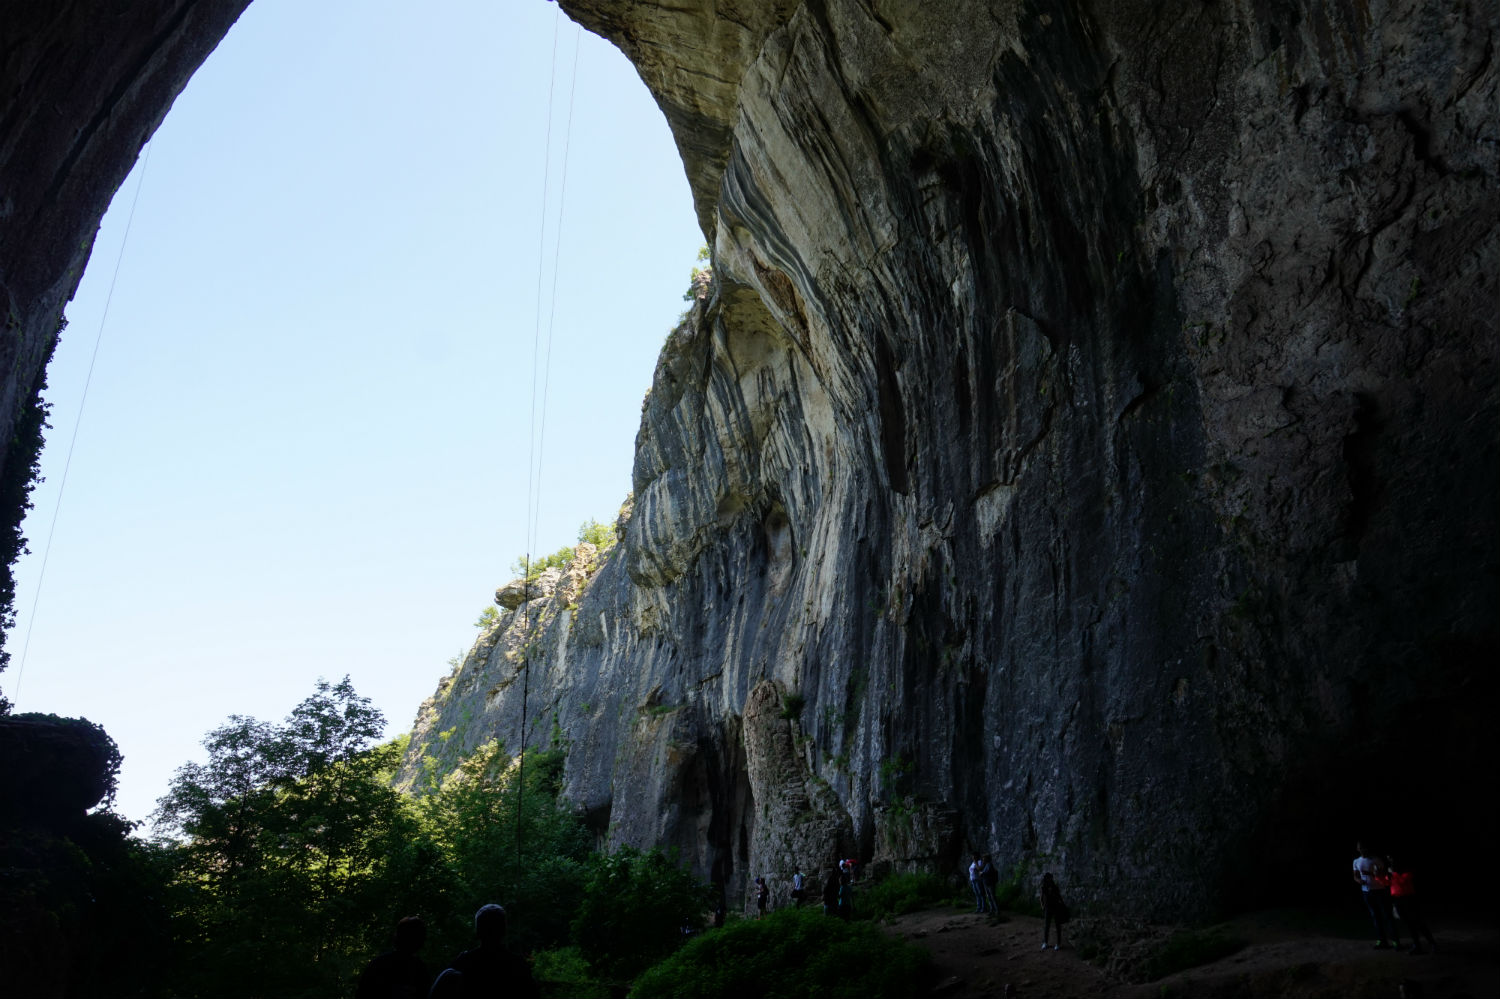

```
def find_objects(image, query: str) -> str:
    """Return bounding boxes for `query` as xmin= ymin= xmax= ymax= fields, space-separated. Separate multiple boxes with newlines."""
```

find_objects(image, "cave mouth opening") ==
xmin=1 ymin=1 xmax=705 ymax=828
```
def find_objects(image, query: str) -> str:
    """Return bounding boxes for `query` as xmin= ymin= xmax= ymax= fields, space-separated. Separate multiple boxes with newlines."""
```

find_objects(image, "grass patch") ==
xmin=1137 ymin=927 xmax=1246 ymax=981
xmin=992 ymin=862 xmax=1042 ymax=916
xmin=630 ymin=908 xmax=929 ymax=999
xmin=856 ymin=872 xmax=958 ymax=922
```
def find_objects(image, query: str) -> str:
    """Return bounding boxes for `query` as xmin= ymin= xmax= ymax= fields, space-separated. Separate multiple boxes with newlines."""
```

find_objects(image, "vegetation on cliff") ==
xmin=0 ymin=317 xmax=58 ymax=710
xmin=508 ymin=516 xmax=620 ymax=582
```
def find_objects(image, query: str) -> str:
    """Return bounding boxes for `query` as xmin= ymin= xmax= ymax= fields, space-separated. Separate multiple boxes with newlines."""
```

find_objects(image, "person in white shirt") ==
xmin=1351 ymin=840 xmax=1401 ymax=949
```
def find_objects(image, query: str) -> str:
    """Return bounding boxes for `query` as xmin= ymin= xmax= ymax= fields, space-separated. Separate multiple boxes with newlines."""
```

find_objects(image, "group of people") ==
xmin=1352 ymin=841 xmax=1439 ymax=953
xmin=968 ymin=853 xmax=1069 ymax=950
xmin=750 ymin=859 xmax=860 ymax=919
xmin=355 ymin=905 xmax=540 ymax=999
xmin=967 ymin=853 xmax=1001 ymax=914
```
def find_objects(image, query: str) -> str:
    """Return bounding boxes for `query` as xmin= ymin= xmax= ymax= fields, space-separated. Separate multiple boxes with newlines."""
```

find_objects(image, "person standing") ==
xmin=1388 ymin=855 xmax=1438 ymax=953
xmin=1352 ymin=842 xmax=1401 ymax=950
xmin=979 ymin=854 xmax=1001 ymax=914
xmin=822 ymin=868 xmax=841 ymax=916
xmin=1039 ymin=873 xmax=1068 ymax=950
xmin=968 ymin=854 xmax=989 ymax=914
xmin=837 ymin=869 xmax=854 ymax=920
xmin=791 ymin=866 xmax=806 ymax=908
xmin=755 ymin=875 xmax=770 ymax=917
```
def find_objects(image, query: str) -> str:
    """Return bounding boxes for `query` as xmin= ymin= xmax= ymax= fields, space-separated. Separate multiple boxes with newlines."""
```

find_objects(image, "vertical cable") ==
xmin=12 ymin=142 xmax=153 ymax=704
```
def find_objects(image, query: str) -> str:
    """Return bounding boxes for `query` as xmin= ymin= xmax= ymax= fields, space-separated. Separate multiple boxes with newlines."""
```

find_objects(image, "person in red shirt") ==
xmin=1387 ymin=856 xmax=1438 ymax=954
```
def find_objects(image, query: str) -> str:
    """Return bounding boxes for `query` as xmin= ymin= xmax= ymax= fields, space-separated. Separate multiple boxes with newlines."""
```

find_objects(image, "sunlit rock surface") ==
xmin=401 ymin=0 xmax=1499 ymax=917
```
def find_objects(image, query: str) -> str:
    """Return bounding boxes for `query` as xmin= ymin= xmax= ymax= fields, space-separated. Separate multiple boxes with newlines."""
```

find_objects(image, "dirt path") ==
xmin=886 ymin=907 xmax=1500 ymax=999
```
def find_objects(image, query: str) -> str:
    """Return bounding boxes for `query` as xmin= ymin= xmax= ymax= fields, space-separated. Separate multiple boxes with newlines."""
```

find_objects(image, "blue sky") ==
xmin=4 ymin=0 xmax=703 ymax=825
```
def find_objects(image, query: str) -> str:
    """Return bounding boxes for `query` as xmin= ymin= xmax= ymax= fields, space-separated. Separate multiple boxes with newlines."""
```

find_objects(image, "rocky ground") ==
xmin=888 ymin=905 xmax=1500 ymax=999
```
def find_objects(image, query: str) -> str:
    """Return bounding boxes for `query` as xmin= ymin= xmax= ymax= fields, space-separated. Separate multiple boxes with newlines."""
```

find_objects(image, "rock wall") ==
xmin=402 ymin=0 xmax=1500 ymax=918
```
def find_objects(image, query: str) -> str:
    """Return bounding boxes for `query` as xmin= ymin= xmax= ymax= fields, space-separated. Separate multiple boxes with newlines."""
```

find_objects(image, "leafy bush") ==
xmin=682 ymin=245 xmax=711 ymax=302
xmin=572 ymin=846 xmax=713 ymax=983
xmin=509 ymin=517 xmax=621 ymax=582
xmin=992 ymin=862 xmax=1041 ymax=915
xmin=856 ymin=871 xmax=957 ymax=922
xmin=577 ymin=518 xmax=617 ymax=549
xmin=630 ymin=907 xmax=929 ymax=999
xmin=509 ymin=545 xmax=576 ymax=581
xmin=533 ymin=946 xmax=611 ymax=998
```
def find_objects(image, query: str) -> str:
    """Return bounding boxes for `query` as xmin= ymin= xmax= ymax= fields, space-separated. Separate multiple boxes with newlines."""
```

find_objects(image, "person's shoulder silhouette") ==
xmin=430 ymin=904 xmax=539 ymax=999
xmin=355 ymin=915 xmax=428 ymax=999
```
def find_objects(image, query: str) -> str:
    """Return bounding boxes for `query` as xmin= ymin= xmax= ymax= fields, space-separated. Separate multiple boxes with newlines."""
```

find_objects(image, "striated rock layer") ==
xmin=402 ymin=0 xmax=1500 ymax=918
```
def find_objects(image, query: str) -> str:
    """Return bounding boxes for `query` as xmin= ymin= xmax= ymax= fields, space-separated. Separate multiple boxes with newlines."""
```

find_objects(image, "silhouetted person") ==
xmin=1039 ymin=872 xmax=1068 ymax=950
xmin=837 ymin=870 xmax=853 ymax=920
xmin=1388 ymin=855 xmax=1438 ymax=953
xmin=969 ymin=854 xmax=988 ymax=913
xmin=755 ymin=875 xmax=770 ymax=917
xmin=429 ymin=904 xmax=539 ymax=999
xmin=822 ymin=869 xmax=841 ymax=916
xmin=1352 ymin=841 xmax=1401 ymax=949
xmin=980 ymin=854 xmax=1001 ymax=913
xmin=356 ymin=915 xmax=429 ymax=999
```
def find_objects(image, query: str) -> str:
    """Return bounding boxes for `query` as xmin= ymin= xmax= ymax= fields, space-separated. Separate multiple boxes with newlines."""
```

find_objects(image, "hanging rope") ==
xmin=12 ymin=142 xmax=154 ymax=704
xmin=516 ymin=10 xmax=581 ymax=865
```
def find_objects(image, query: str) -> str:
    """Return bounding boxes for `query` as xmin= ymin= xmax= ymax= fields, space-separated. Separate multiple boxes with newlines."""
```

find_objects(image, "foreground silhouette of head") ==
xmin=395 ymin=915 xmax=426 ymax=955
xmin=474 ymin=903 xmax=507 ymax=948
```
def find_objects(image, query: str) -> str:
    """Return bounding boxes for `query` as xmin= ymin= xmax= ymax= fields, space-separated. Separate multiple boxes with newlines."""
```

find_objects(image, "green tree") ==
xmin=570 ymin=846 xmax=713 ymax=983
xmin=153 ymin=677 xmax=446 ymax=998
xmin=415 ymin=741 xmax=591 ymax=959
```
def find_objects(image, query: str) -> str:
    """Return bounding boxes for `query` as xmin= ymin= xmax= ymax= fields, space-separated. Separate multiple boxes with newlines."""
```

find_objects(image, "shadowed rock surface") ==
xmin=0 ymin=0 xmax=1495 ymax=922
xmin=409 ymin=0 xmax=1499 ymax=918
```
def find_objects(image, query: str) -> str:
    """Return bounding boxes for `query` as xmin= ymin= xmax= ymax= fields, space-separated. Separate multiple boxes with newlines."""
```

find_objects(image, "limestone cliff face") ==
xmin=402 ymin=0 xmax=1498 ymax=917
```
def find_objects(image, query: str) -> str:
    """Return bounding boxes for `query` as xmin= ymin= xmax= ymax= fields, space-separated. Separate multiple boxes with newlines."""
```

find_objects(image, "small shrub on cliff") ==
xmin=682 ymin=244 xmax=711 ymax=302
xmin=577 ymin=517 xmax=617 ymax=550
xmin=509 ymin=545 xmax=575 ymax=581
xmin=509 ymin=516 xmax=620 ymax=582
xmin=631 ymin=907 xmax=929 ymax=999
